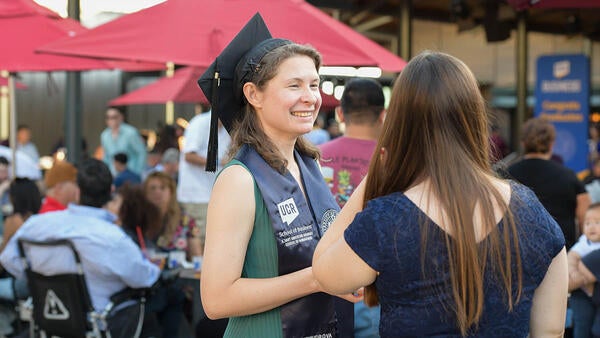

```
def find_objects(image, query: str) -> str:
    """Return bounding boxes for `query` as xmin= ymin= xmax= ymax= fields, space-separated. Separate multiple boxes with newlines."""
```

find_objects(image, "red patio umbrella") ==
xmin=109 ymin=66 xmax=339 ymax=110
xmin=0 ymin=0 xmax=161 ymax=72
xmin=0 ymin=1 xmax=109 ymax=72
xmin=0 ymin=0 xmax=161 ymax=173
xmin=38 ymin=0 xmax=406 ymax=72
xmin=109 ymin=67 xmax=209 ymax=106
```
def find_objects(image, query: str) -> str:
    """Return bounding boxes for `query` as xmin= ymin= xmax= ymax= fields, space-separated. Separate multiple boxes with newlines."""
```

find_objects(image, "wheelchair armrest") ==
xmin=109 ymin=287 xmax=149 ymax=306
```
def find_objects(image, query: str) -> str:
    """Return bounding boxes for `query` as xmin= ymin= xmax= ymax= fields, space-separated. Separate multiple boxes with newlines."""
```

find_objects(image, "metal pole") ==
xmin=8 ymin=75 xmax=17 ymax=177
xmin=398 ymin=0 xmax=412 ymax=61
xmin=65 ymin=0 xmax=82 ymax=164
xmin=514 ymin=12 xmax=528 ymax=153
xmin=165 ymin=62 xmax=175 ymax=125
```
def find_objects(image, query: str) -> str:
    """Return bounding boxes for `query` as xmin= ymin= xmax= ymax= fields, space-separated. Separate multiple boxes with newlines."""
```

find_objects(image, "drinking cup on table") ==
xmin=168 ymin=250 xmax=186 ymax=269
xmin=193 ymin=256 xmax=203 ymax=272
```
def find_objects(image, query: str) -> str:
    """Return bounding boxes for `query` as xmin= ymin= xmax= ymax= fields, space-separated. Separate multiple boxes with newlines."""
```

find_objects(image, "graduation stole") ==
xmin=236 ymin=144 xmax=341 ymax=337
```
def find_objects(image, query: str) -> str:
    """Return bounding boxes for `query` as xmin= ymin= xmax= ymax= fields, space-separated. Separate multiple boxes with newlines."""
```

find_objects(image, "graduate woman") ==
xmin=198 ymin=13 xmax=357 ymax=338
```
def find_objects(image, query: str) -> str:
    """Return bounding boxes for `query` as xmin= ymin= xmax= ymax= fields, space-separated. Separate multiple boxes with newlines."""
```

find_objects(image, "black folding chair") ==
xmin=17 ymin=238 xmax=147 ymax=338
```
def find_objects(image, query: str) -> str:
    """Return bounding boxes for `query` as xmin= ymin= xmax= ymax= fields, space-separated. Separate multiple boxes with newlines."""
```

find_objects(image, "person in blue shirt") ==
xmin=101 ymin=107 xmax=147 ymax=176
xmin=113 ymin=152 xmax=142 ymax=188
xmin=0 ymin=158 xmax=160 ymax=312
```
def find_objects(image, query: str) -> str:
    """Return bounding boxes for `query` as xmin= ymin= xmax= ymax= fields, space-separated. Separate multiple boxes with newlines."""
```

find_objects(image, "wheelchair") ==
xmin=16 ymin=238 xmax=149 ymax=338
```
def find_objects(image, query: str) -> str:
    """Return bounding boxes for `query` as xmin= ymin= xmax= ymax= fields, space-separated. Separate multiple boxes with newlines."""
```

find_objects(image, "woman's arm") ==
xmin=313 ymin=179 xmax=365 ymax=262
xmin=313 ymin=179 xmax=377 ymax=294
xmin=201 ymin=165 xmax=320 ymax=319
xmin=529 ymin=247 xmax=568 ymax=338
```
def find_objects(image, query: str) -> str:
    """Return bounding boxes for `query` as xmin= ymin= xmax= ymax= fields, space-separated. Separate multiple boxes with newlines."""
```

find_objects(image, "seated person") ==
xmin=113 ymin=153 xmax=141 ymax=189
xmin=0 ymin=178 xmax=42 ymax=256
xmin=114 ymin=184 xmax=162 ymax=252
xmin=39 ymin=160 xmax=79 ymax=213
xmin=0 ymin=159 xmax=160 ymax=314
xmin=143 ymin=172 xmax=202 ymax=258
xmin=569 ymin=203 xmax=600 ymax=337
xmin=0 ymin=178 xmax=41 ymax=336
xmin=115 ymin=184 xmax=184 ymax=338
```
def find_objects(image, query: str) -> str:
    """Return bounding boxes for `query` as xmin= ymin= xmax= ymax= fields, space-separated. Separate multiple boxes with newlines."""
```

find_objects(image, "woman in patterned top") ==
xmin=143 ymin=171 xmax=202 ymax=258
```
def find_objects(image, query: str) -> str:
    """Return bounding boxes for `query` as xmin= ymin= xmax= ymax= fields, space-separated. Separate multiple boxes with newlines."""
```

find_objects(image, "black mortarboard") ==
xmin=197 ymin=12 xmax=292 ymax=171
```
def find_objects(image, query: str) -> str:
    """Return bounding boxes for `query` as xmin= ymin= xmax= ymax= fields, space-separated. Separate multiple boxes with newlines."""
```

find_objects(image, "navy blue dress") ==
xmin=344 ymin=181 xmax=565 ymax=337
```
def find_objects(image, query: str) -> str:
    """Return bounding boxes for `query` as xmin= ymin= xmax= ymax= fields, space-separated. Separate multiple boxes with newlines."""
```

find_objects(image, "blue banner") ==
xmin=535 ymin=54 xmax=590 ymax=173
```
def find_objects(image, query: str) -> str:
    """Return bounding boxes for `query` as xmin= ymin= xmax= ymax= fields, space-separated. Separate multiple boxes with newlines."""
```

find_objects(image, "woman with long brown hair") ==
xmin=143 ymin=171 xmax=202 ymax=258
xmin=114 ymin=184 xmax=162 ymax=251
xmin=313 ymin=51 xmax=567 ymax=337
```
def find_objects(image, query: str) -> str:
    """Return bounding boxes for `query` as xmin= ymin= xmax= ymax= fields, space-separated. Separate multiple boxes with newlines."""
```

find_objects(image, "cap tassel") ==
xmin=205 ymin=61 xmax=220 ymax=172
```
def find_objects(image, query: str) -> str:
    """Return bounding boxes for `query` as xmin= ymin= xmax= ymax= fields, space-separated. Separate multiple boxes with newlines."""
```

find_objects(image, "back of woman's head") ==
xmin=118 ymin=184 xmax=162 ymax=239
xmin=9 ymin=177 xmax=41 ymax=217
xmin=371 ymin=51 xmax=489 ymax=193
xmin=521 ymin=117 xmax=555 ymax=154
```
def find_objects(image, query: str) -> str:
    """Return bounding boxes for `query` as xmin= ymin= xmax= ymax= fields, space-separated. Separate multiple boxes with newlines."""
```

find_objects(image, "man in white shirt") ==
xmin=177 ymin=109 xmax=230 ymax=254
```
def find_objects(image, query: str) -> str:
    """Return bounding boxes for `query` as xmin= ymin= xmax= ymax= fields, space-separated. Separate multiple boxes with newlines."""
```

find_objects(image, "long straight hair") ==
xmin=363 ymin=51 xmax=522 ymax=334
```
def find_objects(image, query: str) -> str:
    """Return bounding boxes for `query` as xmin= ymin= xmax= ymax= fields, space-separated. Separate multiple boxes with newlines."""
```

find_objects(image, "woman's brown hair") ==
xmin=227 ymin=43 xmax=322 ymax=174
xmin=117 ymin=184 xmax=162 ymax=240
xmin=363 ymin=51 xmax=521 ymax=334
xmin=143 ymin=171 xmax=180 ymax=246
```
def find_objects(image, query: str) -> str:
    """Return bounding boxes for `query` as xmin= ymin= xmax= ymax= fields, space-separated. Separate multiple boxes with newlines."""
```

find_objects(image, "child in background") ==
xmin=569 ymin=202 xmax=600 ymax=338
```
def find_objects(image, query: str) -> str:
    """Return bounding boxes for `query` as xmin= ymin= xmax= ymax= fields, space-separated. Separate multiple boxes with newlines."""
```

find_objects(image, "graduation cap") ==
xmin=198 ymin=12 xmax=292 ymax=171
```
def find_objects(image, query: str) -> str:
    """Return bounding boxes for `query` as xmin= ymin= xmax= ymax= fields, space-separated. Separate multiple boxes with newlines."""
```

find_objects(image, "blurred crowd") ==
xmin=0 ymin=104 xmax=231 ymax=338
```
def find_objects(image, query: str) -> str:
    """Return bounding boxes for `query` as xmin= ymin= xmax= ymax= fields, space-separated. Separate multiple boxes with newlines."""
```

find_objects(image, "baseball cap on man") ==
xmin=45 ymin=160 xmax=77 ymax=189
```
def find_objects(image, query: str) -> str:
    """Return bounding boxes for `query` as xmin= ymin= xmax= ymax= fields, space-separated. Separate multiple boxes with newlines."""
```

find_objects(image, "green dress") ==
xmin=222 ymin=160 xmax=283 ymax=338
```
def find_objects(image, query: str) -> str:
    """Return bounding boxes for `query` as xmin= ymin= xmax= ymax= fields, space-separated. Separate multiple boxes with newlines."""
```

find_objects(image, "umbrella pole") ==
xmin=166 ymin=101 xmax=174 ymax=125
xmin=8 ymin=74 xmax=17 ymax=178
xmin=165 ymin=62 xmax=175 ymax=125
xmin=0 ymin=70 xmax=8 ymax=141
